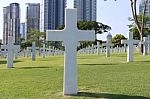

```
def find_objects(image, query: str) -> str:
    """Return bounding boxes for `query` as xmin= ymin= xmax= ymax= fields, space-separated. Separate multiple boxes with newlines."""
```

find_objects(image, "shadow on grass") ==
xmin=135 ymin=61 xmax=150 ymax=63
xmin=117 ymin=55 xmax=126 ymax=58
xmin=38 ymin=60 xmax=48 ymax=61
xmin=78 ymin=63 xmax=118 ymax=66
xmin=15 ymin=66 xmax=51 ymax=69
xmin=74 ymin=92 xmax=150 ymax=99
xmin=0 ymin=60 xmax=22 ymax=64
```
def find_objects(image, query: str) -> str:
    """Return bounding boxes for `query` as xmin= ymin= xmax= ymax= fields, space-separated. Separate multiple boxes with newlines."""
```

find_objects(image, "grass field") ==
xmin=0 ymin=52 xmax=150 ymax=99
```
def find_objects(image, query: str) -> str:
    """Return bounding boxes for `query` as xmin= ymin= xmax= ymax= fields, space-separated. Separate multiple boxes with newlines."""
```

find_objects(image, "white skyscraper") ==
xmin=74 ymin=0 xmax=97 ymax=21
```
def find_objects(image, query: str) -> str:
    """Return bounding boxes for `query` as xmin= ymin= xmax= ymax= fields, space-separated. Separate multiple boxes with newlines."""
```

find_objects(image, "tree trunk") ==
xmin=139 ymin=34 xmax=144 ymax=53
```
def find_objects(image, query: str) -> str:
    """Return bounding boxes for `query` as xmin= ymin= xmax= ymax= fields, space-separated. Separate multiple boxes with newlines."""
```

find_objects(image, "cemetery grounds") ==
xmin=0 ymin=52 xmax=150 ymax=99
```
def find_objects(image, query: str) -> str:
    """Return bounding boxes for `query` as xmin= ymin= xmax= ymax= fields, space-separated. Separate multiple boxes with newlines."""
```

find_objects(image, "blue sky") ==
xmin=0 ymin=0 xmax=138 ymax=40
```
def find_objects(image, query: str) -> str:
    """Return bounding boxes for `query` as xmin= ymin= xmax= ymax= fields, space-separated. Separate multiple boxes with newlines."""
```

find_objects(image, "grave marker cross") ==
xmin=46 ymin=9 xmax=95 ymax=95
xmin=27 ymin=42 xmax=39 ymax=61
xmin=121 ymin=32 xmax=139 ymax=62
xmin=1 ymin=36 xmax=20 ymax=68
xmin=142 ymin=37 xmax=150 ymax=56
xmin=103 ymin=33 xmax=113 ymax=57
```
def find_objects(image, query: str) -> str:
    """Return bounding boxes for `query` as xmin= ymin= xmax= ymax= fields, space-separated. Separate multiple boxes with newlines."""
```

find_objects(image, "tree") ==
xmin=129 ymin=0 xmax=148 ymax=53
xmin=21 ymin=41 xmax=32 ymax=50
xmin=129 ymin=15 xmax=150 ymax=40
xmin=105 ymin=0 xmax=148 ymax=53
xmin=77 ymin=21 xmax=111 ymax=35
xmin=112 ymin=34 xmax=126 ymax=47
xmin=27 ymin=29 xmax=46 ymax=47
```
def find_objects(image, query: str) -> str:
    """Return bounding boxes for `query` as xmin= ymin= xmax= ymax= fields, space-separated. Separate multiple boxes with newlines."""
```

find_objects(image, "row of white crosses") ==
xmin=121 ymin=32 xmax=150 ymax=62
xmin=78 ymin=43 xmax=128 ymax=55
xmin=1 ymin=36 xmax=20 ymax=68
xmin=46 ymin=9 xmax=95 ymax=95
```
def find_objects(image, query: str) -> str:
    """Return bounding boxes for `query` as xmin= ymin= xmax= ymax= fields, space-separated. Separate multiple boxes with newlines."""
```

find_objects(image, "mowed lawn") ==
xmin=0 ymin=52 xmax=150 ymax=99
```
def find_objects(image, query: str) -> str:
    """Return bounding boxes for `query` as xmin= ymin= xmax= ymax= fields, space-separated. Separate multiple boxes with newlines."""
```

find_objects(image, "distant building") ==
xmin=44 ymin=0 xmax=66 ymax=31
xmin=3 ymin=6 xmax=9 ymax=45
xmin=139 ymin=0 xmax=150 ymax=15
xmin=25 ymin=3 xmax=40 ymax=41
xmin=74 ymin=0 xmax=97 ymax=21
xmin=20 ymin=22 xmax=25 ymax=39
xmin=9 ymin=3 xmax=20 ymax=44
xmin=40 ymin=0 xmax=44 ymax=32
xmin=3 ymin=3 xmax=20 ymax=45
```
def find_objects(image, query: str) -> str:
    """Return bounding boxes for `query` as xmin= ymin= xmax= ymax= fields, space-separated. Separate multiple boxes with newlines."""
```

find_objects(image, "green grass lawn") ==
xmin=0 ymin=52 xmax=150 ymax=99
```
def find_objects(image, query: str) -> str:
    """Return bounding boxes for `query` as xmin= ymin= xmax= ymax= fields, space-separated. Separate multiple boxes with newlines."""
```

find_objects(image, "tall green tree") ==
xmin=129 ymin=0 xmax=148 ymax=53
xmin=77 ymin=21 xmax=111 ymax=35
xmin=112 ymin=34 xmax=126 ymax=47
xmin=129 ymin=15 xmax=150 ymax=40
xmin=27 ymin=29 xmax=46 ymax=47
xmin=105 ymin=0 xmax=148 ymax=53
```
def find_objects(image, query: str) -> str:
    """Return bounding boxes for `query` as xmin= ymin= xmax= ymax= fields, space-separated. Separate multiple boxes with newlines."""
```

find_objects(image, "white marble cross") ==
xmin=121 ymin=32 xmax=139 ymax=62
xmin=27 ymin=42 xmax=39 ymax=61
xmin=46 ymin=9 xmax=95 ymax=95
xmin=14 ymin=47 xmax=20 ymax=59
xmin=97 ymin=41 xmax=100 ymax=55
xmin=147 ymin=35 xmax=150 ymax=52
xmin=142 ymin=37 xmax=150 ymax=56
xmin=41 ymin=44 xmax=46 ymax=58
xmin=1 ymin=36 xmax=20 ymax=68
xmin=123 ymin=44 xmax=127 ymax=52
xmin=103 ymin=33 xmax=113 ymax=57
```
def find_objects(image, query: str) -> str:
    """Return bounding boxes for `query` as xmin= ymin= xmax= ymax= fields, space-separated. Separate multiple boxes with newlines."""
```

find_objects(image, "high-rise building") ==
xmin=139 ymin=0 xmax=150 ymax=15
xmin=20 ymin=22 xmax=25 ymax=39
xmin=3 ymin=6 xmax=10 ymax=44
xmin=10 ymin=3 xmax=20 ymax=44
xmin=3 ymin=3 xmax=20 ymax=45
xmin=44 ymin=0 xmax=66 ymax=31
xmin=74 ymin=0 xmax=97 ymax=21
xmin=40 ymin=0 xmax=44 ymax=32
xmin=25 ymin=3 xmax=40 ymax=41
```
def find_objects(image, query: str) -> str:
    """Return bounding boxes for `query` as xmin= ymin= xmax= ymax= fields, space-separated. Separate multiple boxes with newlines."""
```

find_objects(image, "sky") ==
xmin=0 ymin=0 xmax=138 ymax=41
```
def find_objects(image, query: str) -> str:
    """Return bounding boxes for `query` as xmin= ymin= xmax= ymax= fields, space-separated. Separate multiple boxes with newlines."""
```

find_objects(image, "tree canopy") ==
xmin=129 ymin=15 xmax=150 ymax=40
xmin=112 ymin=34 xmax=126 ymax=47
xmin=21 ymin=29 xmax=46 ymax=49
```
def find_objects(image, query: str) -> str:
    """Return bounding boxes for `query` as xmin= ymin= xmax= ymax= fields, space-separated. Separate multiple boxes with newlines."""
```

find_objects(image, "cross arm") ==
xmin=141 ymin=41 xmax=150 ymax=45
xmin=133 ymin=40 xmax=140 ymax=44
xmin=14 ymin=45 xmax=20 ymax=51
xmin=121 ymin=40 xmax=128 ymax=44
xmin=102 ymin=43 xmax=109 ymax=47
xmin=77 ymin=30 xmax=95 ymax=41
xmin=46 ymin=30 xmax=65 ymax=41
xmin=1 ymin=45 xmax=7 ymax=49
xmin=102 ymin=43 xmax=114 ymax=47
